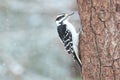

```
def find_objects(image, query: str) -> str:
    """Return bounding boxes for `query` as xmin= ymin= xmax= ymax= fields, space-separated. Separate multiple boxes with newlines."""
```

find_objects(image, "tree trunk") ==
xmin=77 ymin=0 xmax=120 ymax=80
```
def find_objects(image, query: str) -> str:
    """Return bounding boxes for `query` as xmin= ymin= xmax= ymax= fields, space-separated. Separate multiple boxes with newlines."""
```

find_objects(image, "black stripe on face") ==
xmin=56 ymin=15 xmax=65 ymax=21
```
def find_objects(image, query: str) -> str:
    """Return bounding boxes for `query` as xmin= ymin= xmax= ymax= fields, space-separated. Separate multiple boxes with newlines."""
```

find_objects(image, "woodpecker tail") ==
xmin=74 ymin=55 xmax=82 ymax=68
xmin=72 ymin=52 xmax=82 ymax=68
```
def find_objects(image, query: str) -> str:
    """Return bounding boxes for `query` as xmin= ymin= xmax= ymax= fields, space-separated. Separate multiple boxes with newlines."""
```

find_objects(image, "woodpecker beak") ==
xmin=67 ymin=12 xmax=74 ymax=17
xmin=63 ymin=12 xmax=74 ymax=21
xmin=65 ymin=12 xmax=74 ymax=18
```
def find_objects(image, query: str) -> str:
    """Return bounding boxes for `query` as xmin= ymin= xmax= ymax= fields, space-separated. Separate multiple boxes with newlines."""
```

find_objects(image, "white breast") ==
xmin=63 ymin=20 xmax=79 ymax=45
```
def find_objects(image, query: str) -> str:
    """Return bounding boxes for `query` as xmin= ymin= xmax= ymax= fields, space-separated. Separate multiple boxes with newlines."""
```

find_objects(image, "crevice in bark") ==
xmin=111 ymin=59 xmax=115 ymax=80
xmin=103 ymin=57 xmax=120 ymax=80
xmin=112 ymin=58 xmax=116 ymax=80
xmin=110 ymin=0 xmax=115 ymax=79
xmin=90 ymin=0 xmax=101 ymax=80
xmin=103 ymin=65 xmax=115 ymax=80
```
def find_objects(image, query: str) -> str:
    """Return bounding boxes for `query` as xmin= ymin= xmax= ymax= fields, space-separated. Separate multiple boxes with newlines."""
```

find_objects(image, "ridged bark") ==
xmin=77 ymin=0 xmax=120 ymax=80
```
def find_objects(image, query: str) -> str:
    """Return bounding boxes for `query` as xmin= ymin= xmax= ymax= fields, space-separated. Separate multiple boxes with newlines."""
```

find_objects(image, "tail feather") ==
xmin=72 ymin=52 xmax=82 ymax=68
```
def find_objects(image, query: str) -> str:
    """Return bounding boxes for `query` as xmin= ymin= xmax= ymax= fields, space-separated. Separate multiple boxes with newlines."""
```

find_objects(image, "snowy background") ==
xmin=0 ymin=0 xmax=81 ymax=80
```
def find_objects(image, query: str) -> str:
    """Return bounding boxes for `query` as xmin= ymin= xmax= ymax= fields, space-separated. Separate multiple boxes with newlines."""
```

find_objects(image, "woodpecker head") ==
xmin=55 ymin=12 xmax=74 ymax=26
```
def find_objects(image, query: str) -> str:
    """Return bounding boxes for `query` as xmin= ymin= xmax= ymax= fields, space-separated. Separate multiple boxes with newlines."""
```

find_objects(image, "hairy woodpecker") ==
xmin=55 ymin=12 xmax=82 ymax=67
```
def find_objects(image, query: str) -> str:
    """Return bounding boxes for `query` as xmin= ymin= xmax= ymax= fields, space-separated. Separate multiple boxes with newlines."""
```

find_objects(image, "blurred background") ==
xmin=0 ymin=0 xmax=82 ymax=80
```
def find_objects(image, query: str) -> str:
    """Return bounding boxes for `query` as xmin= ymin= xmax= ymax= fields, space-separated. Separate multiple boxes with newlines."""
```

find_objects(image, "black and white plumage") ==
xmin=55 ymin=12 xmax=82 ymax=67
xmin=57 ymin=24 xmax=73 ymax=54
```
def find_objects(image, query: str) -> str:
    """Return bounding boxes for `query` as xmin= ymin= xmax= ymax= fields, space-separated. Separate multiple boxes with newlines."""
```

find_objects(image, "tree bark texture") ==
xmin=77 ymin=0 xmax=120 ymax=80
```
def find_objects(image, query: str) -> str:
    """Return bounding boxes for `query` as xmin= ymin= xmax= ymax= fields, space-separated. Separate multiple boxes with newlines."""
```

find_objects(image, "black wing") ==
xmin=57 ymin=24 xmax=74 ymax=54
xmin=57 ymin=24 xmax=82 ymax=67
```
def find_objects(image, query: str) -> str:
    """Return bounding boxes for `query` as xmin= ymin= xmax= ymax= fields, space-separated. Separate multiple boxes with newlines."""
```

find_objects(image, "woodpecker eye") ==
xmin=56 ymin=15 xmax=65 ymax=21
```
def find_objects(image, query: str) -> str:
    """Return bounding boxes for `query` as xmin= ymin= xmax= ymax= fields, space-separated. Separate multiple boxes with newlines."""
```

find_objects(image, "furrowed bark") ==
xmin=77 ymin=0 xmax=120 ymax=80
